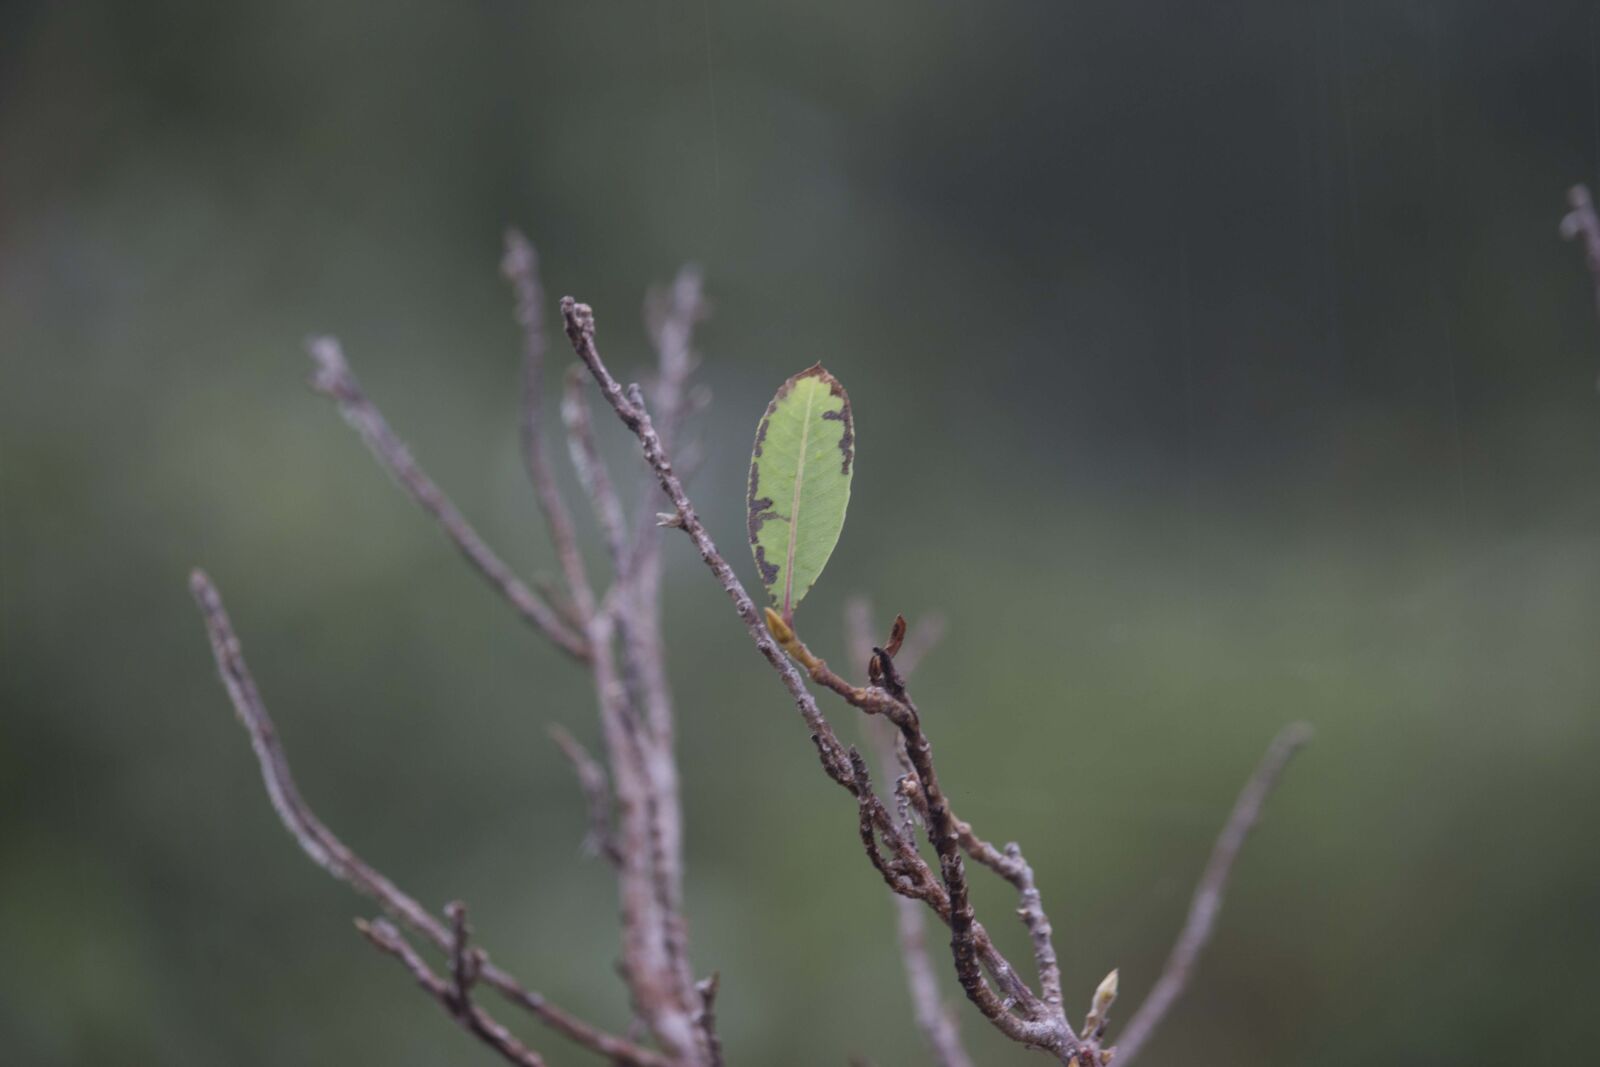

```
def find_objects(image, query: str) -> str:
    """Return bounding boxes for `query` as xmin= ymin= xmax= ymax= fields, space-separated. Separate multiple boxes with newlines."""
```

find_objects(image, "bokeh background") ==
xmin=5 ymin=2 xmax=1600 ymax=1063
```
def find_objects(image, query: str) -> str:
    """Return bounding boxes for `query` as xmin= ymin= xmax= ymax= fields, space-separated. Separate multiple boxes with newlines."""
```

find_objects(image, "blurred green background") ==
xmin=5 ymin=2 xmax=1600 ymax=1063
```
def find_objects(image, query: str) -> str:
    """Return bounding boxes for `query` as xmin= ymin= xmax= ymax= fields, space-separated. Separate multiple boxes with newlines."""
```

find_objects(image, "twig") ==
xmin=549 ymin=724 xmax=620 ymax=866
xmin=306 ymin=296 xmax=695 ymax=1059
xmin=846 ymin=601 xmax=974 ymax=1067
xmin=1112 ymin=722 xmax=1314 ymax=1065
xmin=1563 ymin=185 xmax=1600 ymax=321
xmin=1001 ymin=843 xmax=1062 ymax=1012
xmin=871 ymin=660 xmax=1018 ymax=1033
xmin=891 ymin=890 xmax=974 ymax=1067
xmin=626 ymin=267 xmax=705 ymax=616
xmin=562 ymin=368 xmax=630 ymax=574
xmin=305 ymin=336 xmax=588 ymax=661
xmin=770 ymin=615 xmax=1058 ymax=1022
xmin=560 ymin=276 xmax=704 ymax=1061
xmin=694 ymin=974 xmax=725 ymax=1067
xmin=584 ymin=609 xmax=701 ymax=1061
xmin=561 ymin=299 xmax=1067 ymax=1059
xmin=642 ymin=266 xmax=705 ymax=445
xmin=503 ymin=229 xmax=597 ymax=621
xmin=560 ymin=297 xmax=851 ymax=778
xmin=446 ymin=900 xmax=482 ymax=1011
xmin=189 ymin=569 xmax=673 ymax=1067
xmin=357 ymin=917 xmax=545 ymax=1067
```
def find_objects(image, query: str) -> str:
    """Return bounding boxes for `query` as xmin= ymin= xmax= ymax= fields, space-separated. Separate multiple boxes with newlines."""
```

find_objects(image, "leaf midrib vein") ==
xmin=782 ymin=382 xmax=815 ymax=621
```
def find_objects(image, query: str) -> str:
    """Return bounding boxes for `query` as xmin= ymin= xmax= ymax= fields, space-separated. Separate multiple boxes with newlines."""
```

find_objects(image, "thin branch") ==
xmin=625 ymin=267 xmax=705 ymax=622
xmin=869 ymin=656 xmax=1024 ymax=1034
xmin=189 ymin=569 xmax=673 ymax=1067
xmin=642 ymin=265 xmax=705 ymax=450
xmin=549 ymin=724 xmax=621 ymax=866
xmin=561 ymin=300 xmax=1068 ymax=1060
xmin=849 ymin=744 xmax=977 ymax=1067
xmin=846 ymin=601 xmax=974 ymax=1067
xmin=305 ymin=336 xmax=588 ymax=661
xmin=584 ymin=609 xmax=701 ymax=1062
xmin=621 ymin=271 xmax=707 ymax=748
xmin=559 ymin=296 xmax=852 ymax=778
xmin=892 ymin=893 xmax=976 ymax=1067
xmin=1562 ymin=184 xmax=1600 ymax=329
xmin=694 ymin=974 xmax=725 ymax=1067
xmin=357 ymin=917 xmax=545 ymax=1067
xmin=770 ymin=615 xmax=1060 ymax=1028
xmin=561 ymin=274 xmax=706 ymax=1062
xmin=1112 ymin=722 xmax=1314 ymax=1066
xmin=849 ymin=608 xmax=1052 ymax=1011
xmin=446 ymin=900 xmax=484 ymax=1012
xmin=562 ymin=367 xmax=630 ymax=574
xmin=503 ymin=229 xmax=597 ymax=621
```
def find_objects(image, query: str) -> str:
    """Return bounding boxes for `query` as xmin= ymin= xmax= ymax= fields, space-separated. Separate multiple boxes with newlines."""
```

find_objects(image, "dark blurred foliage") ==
xmin=4 ymin=2 xmax=1600 ymax=1063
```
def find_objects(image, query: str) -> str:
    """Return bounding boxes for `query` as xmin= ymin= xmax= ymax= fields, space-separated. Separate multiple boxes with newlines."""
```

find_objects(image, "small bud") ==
xmin=1083 ymin=968 xmax=1119 ymax=1037
xmin=764 ymin=606 xmax=794 ymax=644
xmin=655 ymin=511 xmax=685 ymax=528
xmin=1094 ymin=968 xmax=1119 ymax=1010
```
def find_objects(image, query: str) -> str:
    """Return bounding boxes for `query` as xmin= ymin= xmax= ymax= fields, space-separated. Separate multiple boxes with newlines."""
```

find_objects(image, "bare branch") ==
xmin=357 ymin=917 xmax=545 ymax=1067
xmin=503 ymin=229 xmax=597 ymax=621
xmin=190 ymin=567 xmax=445 ymax=941
xmin=1563 ymin=185 xmax=1600 ymax=322
xmin=559 ymin=274 xmax=707 ymax=1064
xmin=625 ymin=267 xmax=706 ymax=609
xmin=550 ymin=724 xmax=621 ymax=865
xmin=850 ymin=743 xmax=976 ymax=1067
xmin=446 ymin=901 xmax=480 ymax=1008
xmin=851 ymin=601 xmax=1062 ymax=1023
xmin=846 ymin=600 xmax=974 ymax=1067
xmin=642 ymin=266 xmax=706 ymax=456
xmin=189 ymin=569 xmax=673 ymax=1067
xmin=305 ymin=336 xmax=588 ymax=661
xmin=771 ymin=613 xmax=1062 ymax=1024
xmin=583 ymin=610 xmax=701 ymax=1061
xmin=873 ymin=666 xmax=1021 ymax=1033
xmin=562 ymin=367 xmax=630 ymax=574
xmin=694 ymin=974 xmax=725 ymax=1067
xmin=894 ymin=902 xmax=975 ymax=1067
xmin=562 ymin=300 xmax=1069 ymax=1060
xmin=559 ymin=297 xmax=851 ymax=777
xmin=1112 ymin=722 xmax=1314 ymax=1066
xmin=999 ymin=842 xmax=1062 ymax=1013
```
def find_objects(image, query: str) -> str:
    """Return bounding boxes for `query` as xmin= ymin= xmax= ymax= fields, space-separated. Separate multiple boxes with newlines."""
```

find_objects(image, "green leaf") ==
xmin=747 ymin=364 xmax=854 ymax=622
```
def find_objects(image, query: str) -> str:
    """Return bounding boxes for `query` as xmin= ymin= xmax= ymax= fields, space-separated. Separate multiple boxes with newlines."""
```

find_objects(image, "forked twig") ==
xmin=562 ymin=297 xmax=1070 ymax=1059
xmin=846 ymin=601 xmax=974 ymax=1067
xmin=189 ymin=569 xmax=673 ymax=1067
xmin=565 ymin=292 xmax=1310 ymax=1065
xmin=198 ymin=246 xmax=1309 ymax=1067
xmin=358 ymin=917 xmax=545 ymax=1067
